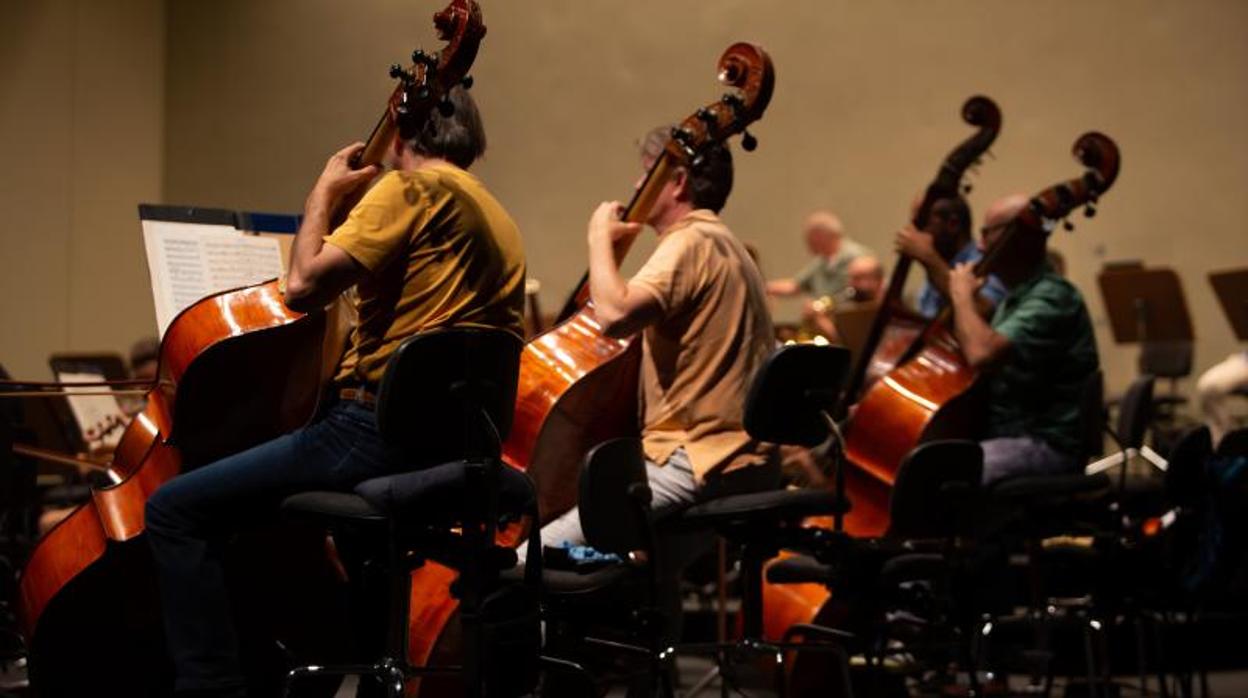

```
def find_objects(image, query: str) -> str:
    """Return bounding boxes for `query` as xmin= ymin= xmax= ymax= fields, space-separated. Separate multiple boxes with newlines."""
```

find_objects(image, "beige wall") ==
xmin=0 ymin=0 xmax=164 ymax=380
xmin=4 ymin=1 xmax=1246 ymax=402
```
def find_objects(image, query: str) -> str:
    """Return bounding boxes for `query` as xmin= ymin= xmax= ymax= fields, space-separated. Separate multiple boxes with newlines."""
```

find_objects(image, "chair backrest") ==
xmin=577 ymin=437 xmax=650 ymax=557
xmin=1115 ymin=374 xmax=1155 ymax=450
xmin=743 ymin=344 xmax=851 ymax=447
xmin=1077 ymin=369 xmax=1106 ymax=463
xmin=1165 ymin=425 xmax=1213 ymax=508
xmin=1217 ymin=427 xmax=1248 ymax=458
xmin=887 ymin=440 xmax=983 ymax=540
xmin=1138 ymin=340 xmax=1193 ymax=380
xmin=376 ymin=328 xmax=522 ymax=466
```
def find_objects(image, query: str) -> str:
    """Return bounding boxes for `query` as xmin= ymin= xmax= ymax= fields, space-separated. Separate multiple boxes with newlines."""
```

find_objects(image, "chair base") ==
xmin=676 ymin=633 xmax=854 ymax=698
xmin=283 ymin=657 xmax=462 ymax=698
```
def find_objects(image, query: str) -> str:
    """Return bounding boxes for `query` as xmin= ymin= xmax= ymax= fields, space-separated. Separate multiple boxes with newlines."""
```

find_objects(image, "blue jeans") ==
xmin=980 ymin=435 xmax=1079 ymax=485
xmin=146 ymin=401 xmax=402 ymax=693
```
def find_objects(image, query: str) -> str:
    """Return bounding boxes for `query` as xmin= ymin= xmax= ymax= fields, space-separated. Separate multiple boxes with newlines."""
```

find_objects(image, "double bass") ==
xmin=767 ymin=131 xmax=1122 ymax=693
xmin=404 ymin=43 xmax=775 ymax=695
xmin=760 ymin=95 xmax=1004 ymax=654
xmin=845 ymin=130 xmax=1121 ymax=486
xmin=503 ymin=43 xmax=775 ymax=520
xmin=15 ymin=2 xmax=486 ymax=695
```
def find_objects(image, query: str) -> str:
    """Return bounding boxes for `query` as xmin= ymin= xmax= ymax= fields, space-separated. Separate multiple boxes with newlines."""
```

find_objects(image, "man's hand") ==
xmin=311 ymin=142 xmax=380 ymax=206
xmin=948 ymin=262 xmax=982 ymax=303
xmin=894 ymin=224 xmax=938 ymax=264
xmin=587 ymin=201 xmax=643 ymax=247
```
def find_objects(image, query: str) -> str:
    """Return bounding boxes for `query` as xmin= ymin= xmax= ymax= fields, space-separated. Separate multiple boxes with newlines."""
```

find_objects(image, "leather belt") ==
xmin=337 ymin=387 xmax=378 ymax=409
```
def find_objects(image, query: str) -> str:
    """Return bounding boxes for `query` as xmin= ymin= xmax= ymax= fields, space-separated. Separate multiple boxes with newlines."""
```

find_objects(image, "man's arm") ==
xmin=285 ymin=142 xmax=378 ymax=312
xmin=896 ymin=224 xmax=994 ymax=317
xmin=586 ymin=201 xmax=663 ymax=338
xmin=948 ymin=262 xmax=1011 ymax=369
xmin=767 ymin=278 xmax=800 ymax=297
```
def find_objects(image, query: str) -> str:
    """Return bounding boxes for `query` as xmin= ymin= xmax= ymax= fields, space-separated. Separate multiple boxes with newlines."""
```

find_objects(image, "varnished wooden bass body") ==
xmin=18 ymin=280 xmax=351 ymax=696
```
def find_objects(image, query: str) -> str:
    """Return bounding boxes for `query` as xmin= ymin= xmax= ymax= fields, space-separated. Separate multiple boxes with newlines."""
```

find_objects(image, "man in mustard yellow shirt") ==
xmin=146 ymin=87 xmax=524 ymax=698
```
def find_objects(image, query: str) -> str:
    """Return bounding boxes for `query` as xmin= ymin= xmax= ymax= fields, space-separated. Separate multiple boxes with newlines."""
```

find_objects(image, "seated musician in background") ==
xmin=803 ymin=255 xmax=885 ymax=343
xmin=145 ymin=87 xmax=525 ymax=698
xmin=1198 ymin=351 xmax=1248 ymax=448
xmin=767 ymin=209 xmax=873 ymax=307
xmin=522 ymin=125 xmax=780 ymax=610
xmin=894 ymin=195 xmax=1006 ymax=318
xmin=947 ymin=194 xmax=1099 ymax=485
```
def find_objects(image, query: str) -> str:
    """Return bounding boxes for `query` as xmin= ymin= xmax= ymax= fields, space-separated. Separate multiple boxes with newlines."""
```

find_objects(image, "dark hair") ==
xmin=403 ymin=85 xmax=486 ymax=169
xmin=932 ymin=196 xmax=971 ymax=238
xmin=639 ymin=125 xmax=734 ymax=213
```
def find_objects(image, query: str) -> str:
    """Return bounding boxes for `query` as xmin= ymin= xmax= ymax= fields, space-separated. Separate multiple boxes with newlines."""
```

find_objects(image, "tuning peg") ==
xmin=461 ymin=75 xmax=474 ymax=90
xmin=389 ymin=64 xmax=411 ymax=82
xmin=1063 ymin=219 xmax=1075 ymax=232
xmin=411 ymin=49 xmax=436 ymax=67
xmin=437 ymin=97 xmax=455 ymax=117
xmin=741 ymin=130 xmax=758 ymax=152
xmin=1084 ymin=204 xmax=1097 ymax=218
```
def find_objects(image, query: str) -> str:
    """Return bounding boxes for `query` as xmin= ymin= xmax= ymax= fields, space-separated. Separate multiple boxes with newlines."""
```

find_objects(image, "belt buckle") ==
xmin=339 ymin=386 xmax=377 ymax=409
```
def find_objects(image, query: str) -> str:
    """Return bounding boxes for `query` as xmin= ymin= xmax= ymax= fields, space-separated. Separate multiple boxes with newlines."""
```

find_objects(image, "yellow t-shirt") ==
xmin=325 ymin=165 xmax=525 ymax=385
xmin=629 ymin=210 xmax=777 ymax=482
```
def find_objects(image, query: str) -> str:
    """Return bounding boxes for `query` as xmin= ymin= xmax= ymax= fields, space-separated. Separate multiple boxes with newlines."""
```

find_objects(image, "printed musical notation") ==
xmin=142 ymin=220 xmax=285 ymax=335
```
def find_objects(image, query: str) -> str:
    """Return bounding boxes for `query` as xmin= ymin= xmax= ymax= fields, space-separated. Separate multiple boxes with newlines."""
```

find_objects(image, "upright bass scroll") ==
xmin=838 ymin=95 xmax=1002 ymax=412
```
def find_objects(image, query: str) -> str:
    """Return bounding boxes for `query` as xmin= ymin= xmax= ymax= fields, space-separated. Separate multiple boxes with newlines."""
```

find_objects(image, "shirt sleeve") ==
xmin=993 ymin=281 xmax=1075 ymax=365
xmin=978 ymin=273 xmax=1008 ymax=307
xmin=793 ymin=258 xmax=822 ymax=295
xmin=630 ymin=228 xmax=699 ymax=316
xmin=323 ymin=171 xmax=431 ymax=274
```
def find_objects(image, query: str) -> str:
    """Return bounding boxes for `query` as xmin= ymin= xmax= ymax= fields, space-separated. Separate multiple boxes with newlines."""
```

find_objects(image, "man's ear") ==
xmin=672 ymin=167 xmax=692 ymax=203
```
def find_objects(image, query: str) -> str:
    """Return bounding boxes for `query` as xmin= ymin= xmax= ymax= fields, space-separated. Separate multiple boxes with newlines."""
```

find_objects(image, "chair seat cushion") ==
xmin=501 ymin=563 xmax=634 ymax=595
xmin=766 ymin=554 xmax=834 ymax=585
xmin=990 ymin=472 xmax=1110 ymax=501
xmin=282 ymin=461 xmax=535 ymax=527
xmin=354 ymin=460 xmax=535 ymax=523
xmin=676 ymin=488 xmax=846 ymax=530
xmin=282 ymin=490 xmax=387 ymax=522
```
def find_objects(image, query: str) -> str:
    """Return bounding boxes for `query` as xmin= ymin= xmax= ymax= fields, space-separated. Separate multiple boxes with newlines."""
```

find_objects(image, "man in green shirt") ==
xmin=948 ymin=194 xmax=1099 ymax=484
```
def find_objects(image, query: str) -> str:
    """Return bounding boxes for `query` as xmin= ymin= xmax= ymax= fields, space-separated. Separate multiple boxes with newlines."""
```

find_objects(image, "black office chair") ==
xmin=530 ymin=346 xmax=852 ymax=696
xmin=671 ymin=343 xmax=855 ymax=695
xmin=524 ymin=437 xmax=673 ymax=697
xmin=765 ymin=440 xmax=985 ymax=695
xmin=1116 ymin=374 xmax=1156 ymax=453
xmin=280 ymin=328 xmax=540 ymax=698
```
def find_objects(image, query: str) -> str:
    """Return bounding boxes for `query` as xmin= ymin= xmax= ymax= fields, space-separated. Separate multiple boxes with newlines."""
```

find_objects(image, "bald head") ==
xmin=847 ymin=255 xmax=884 ymax=301
xmin=981 ymin=193 xmax=1047 ymax=284
xmin=804 ymin=210 xmax=845 ymax=257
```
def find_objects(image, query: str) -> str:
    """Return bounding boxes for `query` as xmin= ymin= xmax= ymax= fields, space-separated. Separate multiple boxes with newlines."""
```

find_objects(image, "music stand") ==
xmin=1209 ymin=268 xmax=1248 ymax=342
xmin=1097 ymin=266 xmax=1194 ymax=345
xmin=1095 ymin=266 xmax=1195 ymax=472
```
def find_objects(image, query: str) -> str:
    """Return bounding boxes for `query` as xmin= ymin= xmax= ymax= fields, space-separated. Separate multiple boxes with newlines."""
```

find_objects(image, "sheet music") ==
xmin=56 ymin=371 xmax=127 ymax=451
xmin=142 ymin=219 xmax=285 ymax=335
